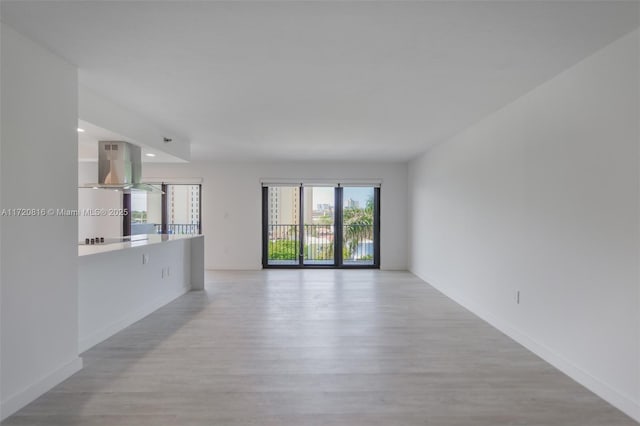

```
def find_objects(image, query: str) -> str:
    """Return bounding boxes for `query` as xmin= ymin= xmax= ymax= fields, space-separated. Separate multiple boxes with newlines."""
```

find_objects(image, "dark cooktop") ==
xmin=79 ymin=235 xmax=149 ymax=246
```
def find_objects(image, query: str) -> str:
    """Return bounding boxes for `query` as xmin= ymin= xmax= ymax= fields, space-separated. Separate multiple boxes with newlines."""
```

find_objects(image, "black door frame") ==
xmin=262 ymin=184 xmax=380 ymax=269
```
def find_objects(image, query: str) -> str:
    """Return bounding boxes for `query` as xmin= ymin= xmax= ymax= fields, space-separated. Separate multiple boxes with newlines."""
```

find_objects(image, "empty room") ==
xmin=1 ymin=1 xmax=639 ymax=425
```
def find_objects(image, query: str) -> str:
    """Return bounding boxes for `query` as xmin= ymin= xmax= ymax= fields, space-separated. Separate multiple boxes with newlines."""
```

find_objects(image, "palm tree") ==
xmin=343 ymin=197 xmax=374 ymax=259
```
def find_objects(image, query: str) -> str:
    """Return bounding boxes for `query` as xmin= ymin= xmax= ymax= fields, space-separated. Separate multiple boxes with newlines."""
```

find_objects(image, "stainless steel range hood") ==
xmin=81 ymin=141 xmax=162 ymax=193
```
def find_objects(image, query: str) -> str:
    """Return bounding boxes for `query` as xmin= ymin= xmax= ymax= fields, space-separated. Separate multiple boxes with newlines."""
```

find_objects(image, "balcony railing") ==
xmin=268 ymin=224 xmax=300 ymax=261
xmin=154 ymin=223 xmax=200 ymax=235
xmin=267 ymin=223 xmax=373 ymax=264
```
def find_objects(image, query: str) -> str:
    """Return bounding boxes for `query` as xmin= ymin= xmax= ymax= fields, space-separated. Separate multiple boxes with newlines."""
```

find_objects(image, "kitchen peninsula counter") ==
xmin=78 ymin=233 xmax=204 ymax=352
xmin=78 ymin=233 xmax=200 ymax=256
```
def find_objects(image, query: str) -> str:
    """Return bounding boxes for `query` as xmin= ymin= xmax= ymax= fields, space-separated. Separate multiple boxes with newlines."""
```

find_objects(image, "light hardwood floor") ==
xmin=3 ymin=270 xmax=636 ymax=425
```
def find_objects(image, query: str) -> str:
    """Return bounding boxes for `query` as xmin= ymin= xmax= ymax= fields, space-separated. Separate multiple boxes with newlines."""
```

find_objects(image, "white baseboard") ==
xmin=79 ymin=284 xmax=190 ymax=353
xmin=1 ymin=356 xmax=83 ymax=421
xmin=412 ymin=271 xmax=640 ymax=423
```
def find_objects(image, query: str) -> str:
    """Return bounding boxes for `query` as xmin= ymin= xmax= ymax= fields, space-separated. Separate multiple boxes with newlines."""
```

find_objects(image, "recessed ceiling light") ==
xmin=145 ymin=153 xmax=156 ymax=157
xmin=77 ymin=128 xmax=85 ymax=132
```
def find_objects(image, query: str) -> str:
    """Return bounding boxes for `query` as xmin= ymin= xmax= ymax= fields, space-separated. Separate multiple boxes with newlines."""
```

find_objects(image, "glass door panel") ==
xmin=166 ymin=184 xmax=201 ymax=234
xmin=266 ymin=186 xmax=300 ymax=265
xmin=303 ymin=186 xmax=335 ymax=265
xmin=342 ymin=187 xmax=375 ymax=265
xmin=130 ymin=187 xmax=162 ymax=235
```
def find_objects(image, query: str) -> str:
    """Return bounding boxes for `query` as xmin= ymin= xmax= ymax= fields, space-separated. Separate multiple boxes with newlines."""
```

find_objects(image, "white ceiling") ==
xmin=77 ymin=120 xmax=187 ymax=163
xmin=2 ymin=1 xmax=638 ymax=162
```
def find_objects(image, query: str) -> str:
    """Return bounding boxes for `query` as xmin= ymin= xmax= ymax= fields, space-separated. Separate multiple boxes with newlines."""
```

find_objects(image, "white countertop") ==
xmin=78 ymin=234 xmax=202 ymax=256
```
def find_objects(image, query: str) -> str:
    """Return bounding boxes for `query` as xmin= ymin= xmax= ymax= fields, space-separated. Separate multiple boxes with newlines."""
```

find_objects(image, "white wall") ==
xmin=144 ymin=161 xmax=408 ymax=270
xmin=408 ymin=30 xmax=640 ymax=420
xmin=0 ymin=27 xmax=3 ymax=420
xmin=0 ymin=24 xmax=82 ymax=419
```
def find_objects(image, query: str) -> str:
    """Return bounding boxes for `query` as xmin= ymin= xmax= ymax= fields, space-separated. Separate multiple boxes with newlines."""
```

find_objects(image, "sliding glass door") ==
xmin=342 ymin=186 xmax=377 ymax=266
xmin=263 ymin=184 xmax=379 ymax=268
xmin=303 ymin=186 xmax=335 ymax=265
xmin=265 ymin=185 xmax=300 ymax=265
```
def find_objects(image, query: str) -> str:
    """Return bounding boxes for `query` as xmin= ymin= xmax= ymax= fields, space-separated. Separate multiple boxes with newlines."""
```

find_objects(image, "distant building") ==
xmin=346 ymin=198 xmax=360 ymax=209
xmin=268 ymin=187 xmax=299 ymax=225
xmin=268 ymin=186 xmax=314 ymax=225
xmin=168 ymin=185 xmax=200 ymax=225
xmin=316 ymin=203 xmax=333 ymax=213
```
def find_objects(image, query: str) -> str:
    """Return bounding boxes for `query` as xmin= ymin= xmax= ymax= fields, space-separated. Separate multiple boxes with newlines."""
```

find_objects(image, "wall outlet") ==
xmin=142 ymin=254 xmax=149 ymax=265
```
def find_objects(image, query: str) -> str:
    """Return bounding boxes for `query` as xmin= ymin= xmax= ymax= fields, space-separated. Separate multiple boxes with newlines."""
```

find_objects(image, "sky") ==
xmin=312 ymin=187 xmax=373 ymax=209
xmin=133 ymin=186 xmax=374 ymax=212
